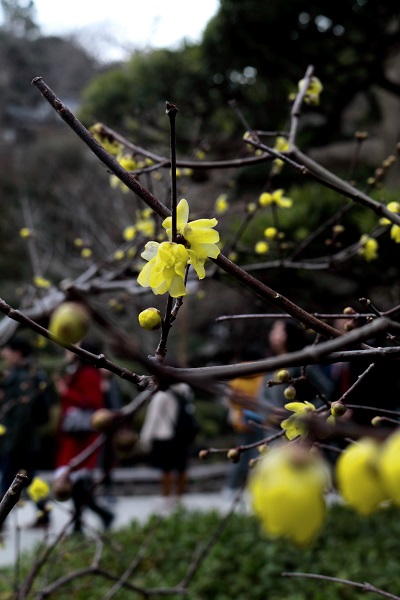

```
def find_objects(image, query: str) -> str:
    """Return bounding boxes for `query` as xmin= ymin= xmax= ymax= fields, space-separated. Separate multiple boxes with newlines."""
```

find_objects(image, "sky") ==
xmin=32 ymin=0 xmax=220 ymax=62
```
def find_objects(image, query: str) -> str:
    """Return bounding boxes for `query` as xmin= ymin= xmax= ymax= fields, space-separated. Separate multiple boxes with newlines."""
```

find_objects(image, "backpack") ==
xmin=171 ymin=389 xmax=200 ymax=446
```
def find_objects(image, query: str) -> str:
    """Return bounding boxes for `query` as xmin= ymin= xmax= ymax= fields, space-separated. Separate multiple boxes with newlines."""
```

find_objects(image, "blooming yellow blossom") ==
xmin=138 ymin=199 xmax=220 ymax=297
xmin=137 ymin=241 xmax=189 ymax=297
xmin=33 ymin=276 xmax=51 ymax=289
xmin=336 ymin=438 xmax=388 ymax=515
xmin=74 ymin=238 xmax=84 ymax=247
xmin=358 ymin=235 xmax=378 ymax=261
xmin=247 ymin=202 xmax=257 ymax=213
xmin=0 ymin=424 xmax=6 ymax=436
xmin=249 ymin=445 xmax=328 ymax=546
xmin=81 ymin=248 xmax=92 ymax=258
xmin=215 ymin=194 xmax=229 ymax=215
xmin=259 ymin=189 xmax=293 ymax=209
xmin=110 ymin=154 xmax=138 ymax=192
xmin=162 ymin=199 xmax=220 ymax=279
xmin=298 ymin=76 xmax=323 ymax=105
xmin=378 ymin=430 xmax=400 ymax=504
xmin=255 ymin=241 xmax=269 ymax=254
xmin=281 ymin=401 xmax=315 ymax=440
xmin=27 ymin=477 xmax=50 ymax=503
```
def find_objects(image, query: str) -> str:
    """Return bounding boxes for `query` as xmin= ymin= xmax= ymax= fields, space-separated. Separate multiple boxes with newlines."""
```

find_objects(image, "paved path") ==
xmin=0 ymin=491 xmax=243 ymax=568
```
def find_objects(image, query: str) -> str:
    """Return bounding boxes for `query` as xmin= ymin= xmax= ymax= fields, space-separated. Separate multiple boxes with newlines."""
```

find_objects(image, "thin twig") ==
xmin=282 ymin=572 xmax=400 ymax=600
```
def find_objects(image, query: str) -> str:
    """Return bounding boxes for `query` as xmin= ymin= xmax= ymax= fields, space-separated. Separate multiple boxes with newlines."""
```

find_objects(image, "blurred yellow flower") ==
xmin=123 ymin=226 xmax=136 ymax=241
xmin=249 ymin=445 xmax=328 ymax=546
xmin=33 ymin=276 xmax=51 ymax=289
xmin=27 ymin=477 xmax=50 ymax=503
xmin=215 ymin=194 xmax=229 ymax=215
xmin=358 ymin=235 xmax=378 ymax=261
xmin=114 ymin=250 xmax=125 ymax=260
xmin=298 ymin=76 xmax=323 ymax=105
xmin=81 ymin=248 xmax=92 ymax=258
xmin=336 ymin=438 xmax=388 ymax=515
xmin=264 ymin=227 xmax=278 ymax=239
xmin=378 ymin=430 xmax=400 ymax=505
xmin=390 ymin=224 xmax=400 ymax=243
xmin=19 ymin=227 xmax=32 ymax=238
xmin=281 ymin=401 xmax=315 ymax=440
xmin=255 ymin=241 xmax=269 ymax=254
xmin=259 ymin=189 xmax=293 ymax=209
xmin=0 ymin=424 xmax=6 ymax=436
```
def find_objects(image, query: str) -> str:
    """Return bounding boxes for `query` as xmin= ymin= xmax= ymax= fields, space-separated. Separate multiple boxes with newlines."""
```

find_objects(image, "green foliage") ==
xmin=202 ymin=0 xmax=400 ymax=143
xmin=79 ymin=45 xmax=226 ymax=149
xmin=5 ymin=504 xmax=400 ymax=598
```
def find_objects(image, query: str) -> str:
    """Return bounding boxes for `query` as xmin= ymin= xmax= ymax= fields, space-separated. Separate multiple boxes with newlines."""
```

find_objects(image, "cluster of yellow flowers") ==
xmin=137 ymin=198 xmax=220 ymax=297
xmin=358 ymin=234 xmax=378 ymax=261
xmin=336 ymin=432 xmax=400 ymax=516
xmin=249 ymin=444 xmax=329 ymax=546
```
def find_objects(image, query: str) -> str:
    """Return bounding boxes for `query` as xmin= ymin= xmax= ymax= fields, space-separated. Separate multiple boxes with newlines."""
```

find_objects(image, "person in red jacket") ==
xmin=55 ymin=341 xmax=114 ymax=533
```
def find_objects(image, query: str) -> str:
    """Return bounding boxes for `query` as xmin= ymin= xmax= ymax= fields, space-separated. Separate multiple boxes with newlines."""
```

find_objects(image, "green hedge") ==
xmin=4 ymin=504 xmax=400 ymax=598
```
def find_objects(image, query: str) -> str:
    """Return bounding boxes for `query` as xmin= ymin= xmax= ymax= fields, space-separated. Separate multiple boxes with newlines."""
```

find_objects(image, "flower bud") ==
xmin=331 ymin=401 xmax=347 ymax=417
xmin=227 ymin=448 xmax=240 ymax=463
xmin=53 ymin=472 xmax=73 ymax=502
xmin=198 ymin=449 xmax=209 ymax=460
xmin=91 ymin=408 xmax=119 ymax=433
xmin=284 ymin=385 xmax=296 ymax=401
xmin=138 ymin=308 xmax=162 ymax=331
xmin=276 ymin=369 xmax=291 ymax=383
xmin=49 ymin=302 xmax=91 ymax=345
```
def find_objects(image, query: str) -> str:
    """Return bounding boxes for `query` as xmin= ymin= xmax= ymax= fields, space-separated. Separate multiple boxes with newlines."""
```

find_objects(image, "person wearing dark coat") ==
xmin=0 ymin=336 xmax=51 ymax=526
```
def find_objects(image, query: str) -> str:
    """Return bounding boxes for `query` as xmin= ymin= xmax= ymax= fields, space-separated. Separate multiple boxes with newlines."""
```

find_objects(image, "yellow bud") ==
xmin=19 ymin=227 xmax=32 ymax=238
xmin=49 ymin=302 xmax=91 ymax=345
xmin=276 ymin=369 xmax=291 ymax=383
xmin=284 ymin=385 xmax=296 ymax=401
xmin=331 ymin=401 xmax=347 ymax=417
xmin=227 ymin=448 xmax=240 ymax=463
xmin=138 ymin=308 xmax=162 ymax=330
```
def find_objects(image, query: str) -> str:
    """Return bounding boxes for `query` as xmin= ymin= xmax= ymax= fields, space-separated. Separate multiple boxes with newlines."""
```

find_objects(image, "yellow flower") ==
xmin=358 ymin=235 xmax=378 ymax=261
xmin=248 ymin=445 xmax=328 ymax=546
xmin=378 ymin=430 xmax=400 ymax=504
xmin=272 ymin=137 xmax=289 ymax=173
xmin=281 ymin=401 xmax=315 ymax=440
xmin=264 ymin=227 xmax=278 ymax=239
xmin=81 ymin=248 xmax=92 ymax=258
xmin=33 ymin=276 xmax=51 ymax=289
xmin=119 ymin=154 xmax=137 ymax=172
xmin=0 ymin=424 xmax=6 ymax=436
xmin=123 ymin=226 xmax=136 ymax=241
xmin=27 ymin=477 xmax=50 ymax=503
xmin=255 ymin=241 xmax=269 ymax=254
xmin=136 ymin=215 xmax=156 ymax=238
xmin=379 ymin=202 xmax=400 ymax=226
xmin=298 ymin=76 xmax=323 ymax=105
xmin=247 ymin=202 xmax=257 ymax=213
xmin=137 ymin=241 xmax=189 ymax=297
xmin=215 ymin=194 xmax=229 ymax=215
xmin=114 ymin=250 xmax=125 ymax=260
xmin=336 ymin=438 xmax=388 ymax=515
xmin=19 ymin=227 xmax=32 ymax=238
xmin=259 ymin=189 xmax=293 ymax=209
xmin=138 ymin=307 xmax=162 ymax=330
xmin=390 ymin=225 xmax=400 ymax=243
xmin=90 ymin=123 xmax=123 ymax=156
xmin=74 ymin=237 xmax=84 ymax=247
xmin=162 ymin=198 xmax=220 ymax=280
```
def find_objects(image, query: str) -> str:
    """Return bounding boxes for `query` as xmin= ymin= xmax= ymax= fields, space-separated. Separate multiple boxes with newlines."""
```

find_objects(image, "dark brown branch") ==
xmin=0 ymin=473 xmax=29 ymax=527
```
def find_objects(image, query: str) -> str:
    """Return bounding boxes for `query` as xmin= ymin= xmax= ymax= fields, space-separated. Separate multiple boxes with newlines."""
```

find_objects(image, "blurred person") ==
xmin=55 ymin=341 xmax=114 ymax=533
xmin=139 ymin=381 xmax=198 ymax=505
xmin=0 ymin=336 xmax=51 ymax=527
xmin=98 ymin=368 xmax=123 ymax=503
xmin=224 ymin=346 xmax=266 ymax=493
